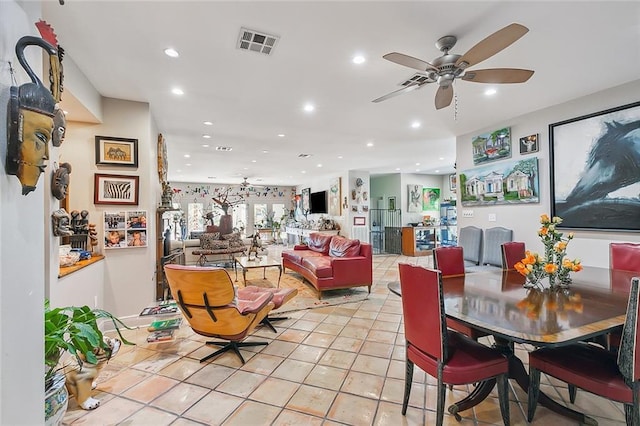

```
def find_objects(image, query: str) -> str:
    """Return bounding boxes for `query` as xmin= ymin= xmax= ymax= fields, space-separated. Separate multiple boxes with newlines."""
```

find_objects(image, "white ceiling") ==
xmin=43 ymin=1 xmax=640 ymax=186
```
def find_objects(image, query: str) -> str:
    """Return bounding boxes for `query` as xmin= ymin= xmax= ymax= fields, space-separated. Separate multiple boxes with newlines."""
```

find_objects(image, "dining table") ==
xmin=388 ymin=266 xmax=637 ymax=424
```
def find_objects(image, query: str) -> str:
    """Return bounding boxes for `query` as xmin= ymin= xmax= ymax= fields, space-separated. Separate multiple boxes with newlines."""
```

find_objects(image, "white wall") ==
xmin=56 ymin=97 xmax=158 ymax=317
xmin=0 ymin=1 xmax=46 ymax=422
xmin=455 ymin=79 xmax=640 ymax=268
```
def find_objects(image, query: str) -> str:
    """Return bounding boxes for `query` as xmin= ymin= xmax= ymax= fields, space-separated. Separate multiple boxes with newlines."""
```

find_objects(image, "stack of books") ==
xmin=139 ymin=300 xmax=179 ymax=317
xmin=146 ymin=317 xmax=182 ymax=343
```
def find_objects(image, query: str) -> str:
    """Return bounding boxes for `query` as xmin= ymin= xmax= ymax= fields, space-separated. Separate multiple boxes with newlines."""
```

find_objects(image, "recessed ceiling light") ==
xmin=435 ymin=170 xmax=440 ymax=173
xmin=172 ymin=87 xmax=184 ymax=95
xmin=366 ymin=142 xmax=374 ymax=147
xmin=202 ymin=134 xmax=211 ymax=139
xmin=411 ymin=121 xmax=421 ymax=129
xmin=352 ymin=55 xmax=365 ymax=64
xmin=184 ymin=154 xmax=190 ymax=158
xmin=485 ymin=88 xmax=497 ymax=96
xmin=395 ymin=168 xmax=401 ymax=171
xmin=416 ymin=169 xmax=420 ymax=172
xmin=164 ymin=48 xmax=179 ymax=58
xmin=278 ymin=133 xmax=285 ymax=137
xmin=301 ymin=170 xmax=307 ymax=174
xmin=415 ymin=162 xmax=420 ymax=166
xmin=262 ymin=150 xmax=269 ymax=154
xmin=176 ymin=169 xmax=182 ymax=173
xmin=317 ymin=164 xmax=323 ymax=168
xmin=202 ymin=144 xmax=209 ymax=148
xmin=251 ymin=160 xmax=257 ymax=163
xmin=337 ymin=156 xmax=343 ymax=159
xmin=243 ymin=167 xmax=249 ymax=170
xmin=186 ymin=163 xmax=192 ymax=166
xmin=203 ymin=121 xmax=213 ymax=126
xmin=439 ymin=157 xmax=444 ymax=160
xmin=303 ymin=103 xmax=315 ymax=112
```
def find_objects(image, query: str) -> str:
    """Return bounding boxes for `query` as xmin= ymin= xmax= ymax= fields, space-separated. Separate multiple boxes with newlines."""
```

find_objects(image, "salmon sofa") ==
xmin=281 ymin=233 xmax=373 ymax=299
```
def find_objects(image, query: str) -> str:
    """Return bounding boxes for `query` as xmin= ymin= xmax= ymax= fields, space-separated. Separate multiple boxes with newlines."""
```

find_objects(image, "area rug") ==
xmin=238 ymin=268 xmax=370 ymax=313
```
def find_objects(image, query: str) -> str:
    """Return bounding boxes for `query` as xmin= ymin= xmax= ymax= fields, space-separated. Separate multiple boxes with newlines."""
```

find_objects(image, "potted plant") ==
xmin=44 ymin=300 xmax=133 ymax=424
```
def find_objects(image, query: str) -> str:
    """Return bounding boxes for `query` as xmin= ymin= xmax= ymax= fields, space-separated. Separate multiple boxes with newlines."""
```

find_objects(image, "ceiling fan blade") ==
xmin=383 ymin=52 xmax=438 ymax=72
xmin=462 ymin=68 xmax=534 ymax=83
xmin=455 ymin=23 xmax=529 ymax=69
xmin=372 ymin=82 xmax=424 ymax=103
xmin=435 ymin=85 xmax=453 ymax=110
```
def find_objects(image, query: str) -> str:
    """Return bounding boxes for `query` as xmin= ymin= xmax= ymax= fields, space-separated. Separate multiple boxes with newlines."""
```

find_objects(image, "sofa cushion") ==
xmin=307 ymin=233 xmax=333 ymax=254
xmin=199 ymin=232 xmax=222 ymax=249
xmin=329 ymin=236 xmax=361 ymax=257
xmin=302 ymin=257 xmax=333 ymax=278
xmin=283 ymin=249 xmax=324 ymax=264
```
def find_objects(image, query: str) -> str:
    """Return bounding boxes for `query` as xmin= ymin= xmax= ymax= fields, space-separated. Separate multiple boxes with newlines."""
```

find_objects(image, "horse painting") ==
xmin=554 ymin=115 xmax=640 ymax=230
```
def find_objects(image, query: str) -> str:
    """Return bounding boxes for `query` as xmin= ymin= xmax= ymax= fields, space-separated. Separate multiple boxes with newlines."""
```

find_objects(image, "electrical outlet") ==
xmin=488 ymin=213 xmax=496 ymax=222
xmin=462 ymin=210 xmax=474 ymax=218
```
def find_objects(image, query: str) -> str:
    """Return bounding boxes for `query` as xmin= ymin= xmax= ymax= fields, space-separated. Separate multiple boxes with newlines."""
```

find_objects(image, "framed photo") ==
xmin=550 ymin=101 xmax=640 ymax=231
xmin=449 ymin=174 xmax=457 ymax=192
xmin=301 ymin=188 xmax=311 ymax=212
xmin=388 ymin=196 xmax=396 ymax=210
xmin=104 ymin=210 xmax=148 ymax=249
xmin=519 ymin=133 xmax=539 ymax=154
xmin=354 ymin=216 xmax=366 ymax=226
xmin=94 ymin=174 xmax=139 ymax=205
xmin=472 ymin=127 xmax=512 ymax=165
xmin=95 ymin=135 xmax=138 ymax=167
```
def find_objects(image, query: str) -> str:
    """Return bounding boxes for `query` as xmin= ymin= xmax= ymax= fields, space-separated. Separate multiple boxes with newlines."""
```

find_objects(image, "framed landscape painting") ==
xmin=550 ymin=101 xmax=640 ymax=231
xmin=472 ymin=127 xmax=512 ymax=165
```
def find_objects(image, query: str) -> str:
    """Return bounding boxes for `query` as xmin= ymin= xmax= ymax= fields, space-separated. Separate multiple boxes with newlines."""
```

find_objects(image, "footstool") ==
xmin=240 ymin=286 xmax=298 ymax=332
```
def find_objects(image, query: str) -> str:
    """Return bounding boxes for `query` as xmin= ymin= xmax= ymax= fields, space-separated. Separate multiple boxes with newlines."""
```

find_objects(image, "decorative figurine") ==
xmin=88 ymin=223 xmax=98 ymax=252
xmin=52 ymin=208 xmax=73 ymax=236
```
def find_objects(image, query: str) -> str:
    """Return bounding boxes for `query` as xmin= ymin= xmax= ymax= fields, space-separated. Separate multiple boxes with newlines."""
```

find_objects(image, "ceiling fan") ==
xmin=373 ymin=23 xmax=534 ymax=110
xmin=239 ymin=177 xmax=266 ymax=188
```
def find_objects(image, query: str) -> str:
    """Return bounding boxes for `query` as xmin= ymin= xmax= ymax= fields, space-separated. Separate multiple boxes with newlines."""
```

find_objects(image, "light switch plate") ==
xmin=488 ymin=213 xmax=496 ymax=222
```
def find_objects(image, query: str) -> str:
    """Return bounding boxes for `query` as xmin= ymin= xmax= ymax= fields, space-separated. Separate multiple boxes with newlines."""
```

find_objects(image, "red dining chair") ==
xmin=528 ymin=277 xmax=640 ymax=425
xmin=398 ymin=263 xmax=510 ymax=426
xmin=433 ymin=246 xmax=488 ymax=341
xmin=501 ymin=242 xmax=525 ymax=270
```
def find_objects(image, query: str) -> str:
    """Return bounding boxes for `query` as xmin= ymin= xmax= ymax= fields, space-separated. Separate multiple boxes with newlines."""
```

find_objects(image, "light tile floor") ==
xmin=63 ymin=249 xmax=627 ymax=425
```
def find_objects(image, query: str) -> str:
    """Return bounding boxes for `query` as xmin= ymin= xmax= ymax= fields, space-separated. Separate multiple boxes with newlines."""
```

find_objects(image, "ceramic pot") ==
xmin=45 ymin=372 xmax=68 ymax=426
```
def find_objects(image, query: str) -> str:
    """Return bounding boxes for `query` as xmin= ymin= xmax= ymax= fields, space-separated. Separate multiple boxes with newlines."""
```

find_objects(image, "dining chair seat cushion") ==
xmin=529 ymin=343 xmax=632 ymax=403
xmin=408 ymin=330 xmax=508 ymax=385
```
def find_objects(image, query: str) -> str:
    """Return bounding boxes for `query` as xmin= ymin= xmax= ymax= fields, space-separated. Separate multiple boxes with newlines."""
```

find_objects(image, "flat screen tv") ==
xmin=310 ymin=191 xmax=328 ymax=214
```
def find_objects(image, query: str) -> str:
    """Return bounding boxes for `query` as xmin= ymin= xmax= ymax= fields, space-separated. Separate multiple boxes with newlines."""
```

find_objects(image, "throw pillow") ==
xmin=329 ymin=236 xmax=361 ymax=257
xmin=199 ymin=232 xmax=221 ymax=249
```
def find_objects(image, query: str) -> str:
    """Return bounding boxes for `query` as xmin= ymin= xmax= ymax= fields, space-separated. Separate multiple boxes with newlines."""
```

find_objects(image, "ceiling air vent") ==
xmin=399 ymin=73 xmax=433 ymax=87
xmin=298 ymin=154 xmax=312 ymax=158
xmin=237 ymin=28 xmax=279 ymax=56
xmin=216 ymin=146 xmax=233 ymax=152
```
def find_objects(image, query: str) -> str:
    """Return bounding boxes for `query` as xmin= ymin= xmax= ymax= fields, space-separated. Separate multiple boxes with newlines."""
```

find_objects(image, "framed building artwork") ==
xmin=472 ymin=127 xmax=512 ymax=165
xmin=94 ymin=174 xmax=139 ymax=205
xmin=95 ymin=136 xmax=138 ymax=167
xmin=328 ymin=177 xmax=341 ymax=216
xmin=407 ymin=184 xmax=422 ymax=212
xmin=550 ymin=101 xmax=640 ymax=231
xmin=104 ymin=210 xmax=148 ymax=249
xmin=519 ymin=133 xmax=539 ymax=154
xmin=460 ymin=157 xmax=540 ymax=207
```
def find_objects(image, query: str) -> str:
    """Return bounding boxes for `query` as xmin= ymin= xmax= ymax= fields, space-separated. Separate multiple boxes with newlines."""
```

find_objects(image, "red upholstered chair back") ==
xmin=398 ymin=263 xmax=448 ymax=361
xmin=610 ymin=243 xmax=640 ymax=272
xmin=501 ymin=242 xmax=526 ymax=270
xmin=433 ymin=246 xmax=465 ymax=277
xmin=617 ymin=278 xmax=640 ymax=383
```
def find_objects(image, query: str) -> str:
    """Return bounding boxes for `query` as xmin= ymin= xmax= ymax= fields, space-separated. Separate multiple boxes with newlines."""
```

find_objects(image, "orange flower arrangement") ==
xmin=514 ymin=214 xmax=582 ymax=289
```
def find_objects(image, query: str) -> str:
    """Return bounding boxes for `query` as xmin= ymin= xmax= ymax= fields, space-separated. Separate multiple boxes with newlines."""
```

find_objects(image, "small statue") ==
xmin=161 ymin=181 xmax=173 ymax=207
xmin=52 ymin=208 xmax=73 ymax=236
xmin=79 ymin=210 xmax=89 ymax=233
xmin=88 ymin=223 xmax=98 ymax=252
xmin=247 ymin=233 xmax=262 ymax=261
xmin=70 ymin=209 xmax=81 ymax=233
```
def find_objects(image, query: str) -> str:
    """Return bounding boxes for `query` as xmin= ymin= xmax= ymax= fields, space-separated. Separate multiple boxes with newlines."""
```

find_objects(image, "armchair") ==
xmin=163 ymin=264 xmax=274 ymax=364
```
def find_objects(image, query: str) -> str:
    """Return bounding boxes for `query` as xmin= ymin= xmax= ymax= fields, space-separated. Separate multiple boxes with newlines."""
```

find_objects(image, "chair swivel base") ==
xmin=261 ymin=316 xmax=289 ymax=333
xmin=201 ymin=340 xmax=268 ymax=364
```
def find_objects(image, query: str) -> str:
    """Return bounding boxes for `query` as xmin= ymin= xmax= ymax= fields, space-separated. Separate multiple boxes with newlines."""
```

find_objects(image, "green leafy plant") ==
xmin=44 ymin=300 xmax=134 ymax=384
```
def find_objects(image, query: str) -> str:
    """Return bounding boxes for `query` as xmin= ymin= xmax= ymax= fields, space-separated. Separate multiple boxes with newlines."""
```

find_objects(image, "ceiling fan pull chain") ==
xmin=454 ymin=91 xmax=459 ymax=121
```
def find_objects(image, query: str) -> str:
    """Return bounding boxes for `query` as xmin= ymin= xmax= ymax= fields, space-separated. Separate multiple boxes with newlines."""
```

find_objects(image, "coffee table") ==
xmin=234 ymin=255 xmax=282 ymax=287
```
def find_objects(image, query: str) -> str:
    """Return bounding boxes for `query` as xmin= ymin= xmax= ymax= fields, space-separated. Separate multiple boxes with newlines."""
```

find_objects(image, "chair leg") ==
xmin=497 ymin=373 xmax=510 ymax=426
xmin=402 ymin=359 xmax=414 ymax=415
xmin=200 ymin=340 xmax=269 ymax=364
xmin=260 ymin=316 xmax=289 ymax=333
xmin=626 ymin=382 xmax=640 ymax=426
xmin=527 ymin=367 xmax=541 ymax=422
xmin=436 ymin=372 xmax=446 ymax=426
xmin=568 ymin=384 xmax=577 ymax=403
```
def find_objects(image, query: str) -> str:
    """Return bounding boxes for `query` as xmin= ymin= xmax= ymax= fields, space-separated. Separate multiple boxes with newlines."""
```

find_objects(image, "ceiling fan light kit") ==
xmin=374 ymin=23 xmax=534 ymax=110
